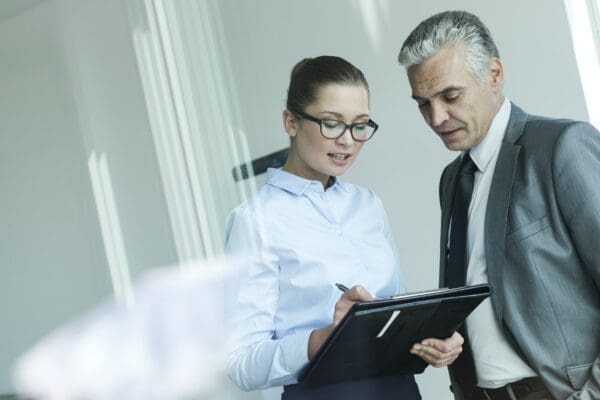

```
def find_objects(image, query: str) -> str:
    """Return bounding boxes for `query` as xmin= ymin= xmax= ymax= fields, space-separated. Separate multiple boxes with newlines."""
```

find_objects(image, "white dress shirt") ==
xmin=224 ymin=168 xmax=405 ymax=390
xmin=464 ymin=98 xmax=537 ymax=388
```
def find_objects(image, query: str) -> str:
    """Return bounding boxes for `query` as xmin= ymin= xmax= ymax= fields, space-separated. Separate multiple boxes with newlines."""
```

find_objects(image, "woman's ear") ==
xmin=283 ymin=109 xmax=298 ymax=138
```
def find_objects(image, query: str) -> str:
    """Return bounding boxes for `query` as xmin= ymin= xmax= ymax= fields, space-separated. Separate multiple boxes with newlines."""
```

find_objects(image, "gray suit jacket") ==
xmin=439 ymin=104 xmax=600 ymax=400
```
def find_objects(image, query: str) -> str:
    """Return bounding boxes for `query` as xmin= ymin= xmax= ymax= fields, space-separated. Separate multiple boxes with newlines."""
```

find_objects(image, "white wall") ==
xmin=56 ymin=0 xmax=178 ymax=277
xmin=0 ymin=0 xmax=176 ymax=394
xmin=216 ymin=0 xmax=588 ymax=399
xmin=0 ymin=1 xmax=110 ymax=393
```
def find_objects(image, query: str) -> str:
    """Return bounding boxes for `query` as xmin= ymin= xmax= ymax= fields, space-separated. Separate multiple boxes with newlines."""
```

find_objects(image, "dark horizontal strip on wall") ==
xmin=232 ymin=148 xmax=289 ymax=181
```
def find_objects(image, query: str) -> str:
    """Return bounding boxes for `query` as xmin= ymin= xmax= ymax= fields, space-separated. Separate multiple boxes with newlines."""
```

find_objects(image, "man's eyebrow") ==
xmin=412 ymin=86 xmax=464 ymax=101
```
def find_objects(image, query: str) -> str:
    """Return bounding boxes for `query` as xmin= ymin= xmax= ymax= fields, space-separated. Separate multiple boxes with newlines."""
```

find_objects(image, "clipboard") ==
xmin=298 ymin=284 xmax=492 ymax=387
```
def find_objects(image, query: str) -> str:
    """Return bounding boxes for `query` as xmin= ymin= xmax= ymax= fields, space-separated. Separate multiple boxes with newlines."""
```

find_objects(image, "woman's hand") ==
xmin=308 ymin=285 xmax=374 ymax=360
xmin=333 ymin=285 xmax=375 ymax=325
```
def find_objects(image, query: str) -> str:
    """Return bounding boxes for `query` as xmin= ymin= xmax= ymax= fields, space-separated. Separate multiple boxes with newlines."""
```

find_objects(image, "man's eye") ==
xmin=445 ymin=94 xmax=460 ymax=102
xmin=417 ymin=102 xmax=429 ymax=109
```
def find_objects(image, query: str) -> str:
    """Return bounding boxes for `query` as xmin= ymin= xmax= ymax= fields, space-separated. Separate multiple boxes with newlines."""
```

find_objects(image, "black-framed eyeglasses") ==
xmin=293 ymin=111 xmax=379 ymax=142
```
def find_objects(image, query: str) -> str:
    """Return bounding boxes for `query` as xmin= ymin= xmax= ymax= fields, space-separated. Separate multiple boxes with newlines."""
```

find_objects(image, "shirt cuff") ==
xmin=280 ymin=328 xmax=312 ymax=380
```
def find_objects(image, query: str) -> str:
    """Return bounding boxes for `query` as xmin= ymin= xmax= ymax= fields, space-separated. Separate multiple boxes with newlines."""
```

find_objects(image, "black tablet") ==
xmin=298 ymin=284 xmax=492 ymax=387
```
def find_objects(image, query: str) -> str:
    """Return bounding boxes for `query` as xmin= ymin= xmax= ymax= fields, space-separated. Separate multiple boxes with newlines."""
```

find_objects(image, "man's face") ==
xmin=407 ymin=45 xmax=503 ymax=151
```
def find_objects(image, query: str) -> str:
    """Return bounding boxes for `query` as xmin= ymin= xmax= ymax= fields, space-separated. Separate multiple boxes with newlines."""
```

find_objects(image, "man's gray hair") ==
xmin=398 ymin=11 xmax=500 ymax=81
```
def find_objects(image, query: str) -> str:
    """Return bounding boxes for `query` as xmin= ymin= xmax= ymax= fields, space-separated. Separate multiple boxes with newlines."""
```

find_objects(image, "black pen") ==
xmin=335 ymin=283 xmax=350 ymax=292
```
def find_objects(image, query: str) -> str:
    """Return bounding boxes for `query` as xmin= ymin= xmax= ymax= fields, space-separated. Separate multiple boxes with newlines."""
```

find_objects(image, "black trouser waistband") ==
xmin=475 ymin=377 xmax=549 ymax=400
xmin=283 ymin=374 xmax=420 ymax=400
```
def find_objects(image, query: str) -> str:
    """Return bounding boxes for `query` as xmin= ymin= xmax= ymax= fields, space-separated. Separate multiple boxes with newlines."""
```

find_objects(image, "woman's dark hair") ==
xmin=286 ymin=56 xmax=369 ymax=113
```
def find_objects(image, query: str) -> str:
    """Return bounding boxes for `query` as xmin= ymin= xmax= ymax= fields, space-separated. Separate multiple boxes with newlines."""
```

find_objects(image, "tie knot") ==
xmin=460 ymin=153 xmax=477 ymax=175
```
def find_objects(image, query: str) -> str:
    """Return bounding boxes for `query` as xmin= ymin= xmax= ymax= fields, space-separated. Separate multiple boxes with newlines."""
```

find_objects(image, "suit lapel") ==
xmin=484 ymin=103 xmax=527 ymax=321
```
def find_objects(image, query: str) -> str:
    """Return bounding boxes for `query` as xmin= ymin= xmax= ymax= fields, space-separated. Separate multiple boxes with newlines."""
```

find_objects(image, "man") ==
xmin=398 ymin=10 xmax=600 ymax=400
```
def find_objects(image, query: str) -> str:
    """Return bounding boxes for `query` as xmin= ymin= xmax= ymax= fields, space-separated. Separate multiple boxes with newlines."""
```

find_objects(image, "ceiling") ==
xmin=0 ymin=0 xmax=47 ymax=23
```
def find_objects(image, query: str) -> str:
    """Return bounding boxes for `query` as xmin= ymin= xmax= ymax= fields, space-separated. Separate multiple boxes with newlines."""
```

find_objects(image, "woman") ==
xmin=225 ymin=56 xmax=461 ymax=399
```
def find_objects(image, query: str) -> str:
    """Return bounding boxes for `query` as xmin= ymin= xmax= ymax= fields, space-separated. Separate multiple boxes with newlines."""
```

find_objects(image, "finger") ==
xmin=451 ymin=331 xmax=465 ymax=345
xmin=415 ymin=351 xmax=460 ymax=367
xmin=333 ymin=309 xmax=349 ymax=325
xmin=433 ymin=331 xmax=464 ymax=348
xmin=411 ymin=342 xmax=462 ymax=360
xmin=421 ymin=332 xmax=464 ymax=353
xmin=410 ymin=349 xmax=460 ymax=368
xmin=343 ymin=285 xmax=375 ymax=302
xmin=333 ymin=299 xmax=356 ymax=324
xmin=416 ymin=340 xmax=448 ymax=356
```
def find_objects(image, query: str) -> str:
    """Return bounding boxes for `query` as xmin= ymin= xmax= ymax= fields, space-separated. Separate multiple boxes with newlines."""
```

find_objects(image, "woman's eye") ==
xmin=323 ymin=120 xmax=342 ymax=129
xmin=353 ymin=123 xmax=367 ymax=131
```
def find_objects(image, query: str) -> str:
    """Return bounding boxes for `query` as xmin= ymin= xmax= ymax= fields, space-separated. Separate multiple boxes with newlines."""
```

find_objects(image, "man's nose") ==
xmin=429 ymin=103 xmax=450 ymax=127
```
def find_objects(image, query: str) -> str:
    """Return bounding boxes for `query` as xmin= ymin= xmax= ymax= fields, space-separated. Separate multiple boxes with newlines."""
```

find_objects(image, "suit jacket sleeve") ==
xmin=552 ymin=121 xmax=600 ymax=400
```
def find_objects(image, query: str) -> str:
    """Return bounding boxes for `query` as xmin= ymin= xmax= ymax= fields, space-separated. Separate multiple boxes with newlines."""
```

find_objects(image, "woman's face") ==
xmin=283 ymin=83 xmax=369 ymax=187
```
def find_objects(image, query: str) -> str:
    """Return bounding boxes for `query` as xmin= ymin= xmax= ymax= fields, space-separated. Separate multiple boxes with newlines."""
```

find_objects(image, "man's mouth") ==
xmin=437 ymin=128 xmax=461 ymax=135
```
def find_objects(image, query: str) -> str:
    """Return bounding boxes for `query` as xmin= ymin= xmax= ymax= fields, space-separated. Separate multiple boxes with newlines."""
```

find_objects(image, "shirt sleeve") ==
xmin=224 ymin=205 xmax=312 ymax=391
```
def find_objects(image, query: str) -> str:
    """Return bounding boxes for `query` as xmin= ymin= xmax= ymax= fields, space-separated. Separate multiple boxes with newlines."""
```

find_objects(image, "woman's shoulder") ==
xmin=228 ymin=185 xmax=266 ymax=216
xmin=226 ymin=182 xmax=288 ymax=225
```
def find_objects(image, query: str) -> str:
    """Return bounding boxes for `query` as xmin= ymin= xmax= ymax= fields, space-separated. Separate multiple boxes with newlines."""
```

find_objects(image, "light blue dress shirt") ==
xmin=224 ymin=168 xmax=405 ymax=391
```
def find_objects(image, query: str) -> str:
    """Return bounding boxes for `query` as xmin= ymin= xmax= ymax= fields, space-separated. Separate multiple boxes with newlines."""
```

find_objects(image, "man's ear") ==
xmin=283 ymin=109 xmax=298 ymax=138
xmin=488 ymin=57 xmax=504 ymax=93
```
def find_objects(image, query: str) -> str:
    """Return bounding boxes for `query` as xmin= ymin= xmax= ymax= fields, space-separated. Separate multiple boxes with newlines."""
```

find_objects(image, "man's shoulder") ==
xmin=515 ymin=111 xmax=596 ymax=150
xmin=522 ymin=109 xmax=594 ymax=134
xmin=524 ymin=113 xmax=585 ymax=131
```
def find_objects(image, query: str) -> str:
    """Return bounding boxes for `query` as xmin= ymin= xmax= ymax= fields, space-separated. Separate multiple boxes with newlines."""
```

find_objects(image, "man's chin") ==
xmin=442 ymin=140 xmax=468 ymax=152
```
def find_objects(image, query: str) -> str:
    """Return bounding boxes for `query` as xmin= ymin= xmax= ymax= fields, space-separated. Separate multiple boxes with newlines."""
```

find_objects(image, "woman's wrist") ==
xmin=307 ymin=324 xmax=334 ymax=360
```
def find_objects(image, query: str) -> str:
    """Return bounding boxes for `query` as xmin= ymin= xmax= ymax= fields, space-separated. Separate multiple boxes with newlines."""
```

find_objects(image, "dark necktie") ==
xmin=446 ymin=153 xmax=477 ymax=288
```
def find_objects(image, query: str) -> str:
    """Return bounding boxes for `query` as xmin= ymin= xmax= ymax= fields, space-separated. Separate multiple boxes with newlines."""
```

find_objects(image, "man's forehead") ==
xmin=408 ymin=70 xmax=459 ymax=98
xmin=408 ymin=56 xmax=473 ymax=97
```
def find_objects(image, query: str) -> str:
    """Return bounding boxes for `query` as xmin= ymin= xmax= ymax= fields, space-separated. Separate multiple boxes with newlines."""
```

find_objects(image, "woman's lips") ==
xmin=328 ymin=153 xmax=351 ymax=165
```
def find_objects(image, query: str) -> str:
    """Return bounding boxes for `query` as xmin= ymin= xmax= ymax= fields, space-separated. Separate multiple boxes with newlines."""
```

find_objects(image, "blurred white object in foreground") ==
xmin=13 ymin=258 xmax=237 ymax=400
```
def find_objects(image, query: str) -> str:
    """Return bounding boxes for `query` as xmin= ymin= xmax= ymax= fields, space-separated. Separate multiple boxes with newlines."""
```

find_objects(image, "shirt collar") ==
xmin=266 ymin=167 xmax=347 ymax=195
xmin=468 ymin=97 xmax=511 ymax=173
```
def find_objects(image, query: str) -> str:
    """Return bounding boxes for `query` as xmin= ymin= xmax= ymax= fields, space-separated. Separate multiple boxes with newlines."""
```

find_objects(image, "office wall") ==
xmin=56 ymin=0 xmax=177 ymax=277
xmin=0 ymin=0 xmax=176 ymax=393
xmin=216 ymin=0 xmax=587 ymax=399
xmin=0 ymin=1 xmax=110 ymax=393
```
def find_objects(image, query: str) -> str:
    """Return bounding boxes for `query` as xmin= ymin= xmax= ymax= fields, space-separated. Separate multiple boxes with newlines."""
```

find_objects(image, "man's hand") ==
xmin=410 ymin=331 xmax=464 ymax=367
